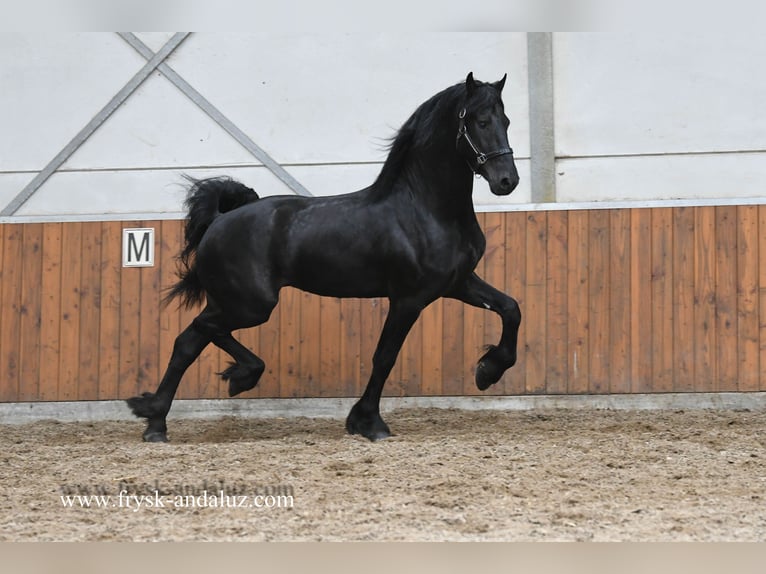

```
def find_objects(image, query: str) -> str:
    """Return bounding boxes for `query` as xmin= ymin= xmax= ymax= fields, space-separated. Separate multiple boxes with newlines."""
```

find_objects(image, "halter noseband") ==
xmin=456 ymin=107 xmax=513 ymax=175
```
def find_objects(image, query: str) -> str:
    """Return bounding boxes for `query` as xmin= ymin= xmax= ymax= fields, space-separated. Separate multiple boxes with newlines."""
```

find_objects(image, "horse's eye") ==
xmin=477 ymin=120 xmax=488 ymax=129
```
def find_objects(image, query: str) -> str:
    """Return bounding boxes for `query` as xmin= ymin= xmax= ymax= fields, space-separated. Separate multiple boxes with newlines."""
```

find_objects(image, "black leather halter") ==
xmin=456 ymin=107 xmax=513 ymax=174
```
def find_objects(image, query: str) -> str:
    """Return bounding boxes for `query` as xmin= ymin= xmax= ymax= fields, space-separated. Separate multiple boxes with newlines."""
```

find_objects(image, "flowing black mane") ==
xmin=372 ymin=79 xmax=504 ymax=193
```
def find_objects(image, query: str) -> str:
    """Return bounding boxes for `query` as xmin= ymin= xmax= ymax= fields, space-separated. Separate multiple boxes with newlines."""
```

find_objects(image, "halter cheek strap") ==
xmin=456 ymin=108 xmax=513 ymax=174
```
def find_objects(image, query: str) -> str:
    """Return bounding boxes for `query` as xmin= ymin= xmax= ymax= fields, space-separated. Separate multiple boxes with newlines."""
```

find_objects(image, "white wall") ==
xmin=0 ymin=32 xmax=530 ymax=217
xmin=553 ymin=32 xmax=766 ymax=202
xmin=2 ymin=32 xmax=764 ymax=218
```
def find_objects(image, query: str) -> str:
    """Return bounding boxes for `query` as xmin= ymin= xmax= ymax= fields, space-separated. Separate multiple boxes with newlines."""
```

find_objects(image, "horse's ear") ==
xmin=494 ymin=73 xmax=507 ymax=93
xmin=466 ymin=72 xmax=477 ymax=97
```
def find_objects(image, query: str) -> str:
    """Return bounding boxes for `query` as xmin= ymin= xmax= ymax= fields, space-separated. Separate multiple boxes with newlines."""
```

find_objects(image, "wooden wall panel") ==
xmin=18 ymin=224 xmax=42 ymax=401
xmin=693 ymin=207 xmax=717 ymax=393
xmin=78 ymin=221 xmax=102 ymax=400
xmin=673 ymin=207 xmax=695 ymax=392
xmin=566 ymin=210 xmax=590 ymax=394
xmin=1 ymin=203 xmax=765 ymax=402
xmin=609 ymin=210 xmax=631 ymax=393
xmin=737 ymin=206 xmax=760 ymax=391
xmin=629 ymin=209 xmax=653 ymax=393
xmin=98 ymin=221 xmax=122 ymax=399
xmin=716 ymin=207 xmax=739 ymax=391
xmin=39 ymin=223 xmax=62 ymax=401
xmin=0 ymin=225 xmax=20 ymax=401
xmin=57 ymin=222 xmax=81 ymax=400
xmin=760 ymin=206 xmax=766 ymax=392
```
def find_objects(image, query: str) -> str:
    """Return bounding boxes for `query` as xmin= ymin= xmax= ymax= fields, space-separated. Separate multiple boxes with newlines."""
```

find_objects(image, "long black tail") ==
xmin=164 ymin=176 xmax=259 ymax=309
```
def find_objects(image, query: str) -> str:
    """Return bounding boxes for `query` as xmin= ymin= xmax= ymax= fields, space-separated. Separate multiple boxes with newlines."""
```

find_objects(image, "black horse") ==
xmin=127 ymin=72 xmax=521 ymax=442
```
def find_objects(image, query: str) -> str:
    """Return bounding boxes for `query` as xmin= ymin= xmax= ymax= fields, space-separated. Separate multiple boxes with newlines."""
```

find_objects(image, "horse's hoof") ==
xmin=475 ymin=348 xmax=506 ymax=391
xmin=228 ymin=378 xmax=256 ymax=397
xmin=220 ymin=363 xmax=263 ymax=397
xmin=347 ymin=424 xmax=392 ymax=442
xmin=345 ymin=406 xmax=392 ymax=442
xmin=142 ymin=430 xmax=168 ymax=443
xmin=475 ymin=361 xmax=502 ymax=390
xmin=366 ymin=428 xmax=392 ymax=442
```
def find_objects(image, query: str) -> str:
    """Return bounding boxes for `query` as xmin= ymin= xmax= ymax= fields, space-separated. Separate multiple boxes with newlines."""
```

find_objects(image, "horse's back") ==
xmin=195 ymin=190 xmax=392 ymax=299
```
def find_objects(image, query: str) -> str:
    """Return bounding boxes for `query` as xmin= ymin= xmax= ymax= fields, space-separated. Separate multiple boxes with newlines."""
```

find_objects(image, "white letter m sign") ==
xmin=122 ymin=228 xmax=155 ymax=267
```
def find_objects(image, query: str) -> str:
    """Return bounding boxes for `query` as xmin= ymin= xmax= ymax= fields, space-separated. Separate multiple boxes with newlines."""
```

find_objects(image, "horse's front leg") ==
xmin=448 ymin=272 xmax=521 ymax=390
xmin=346 ymin=298 xmax=423 ymax=441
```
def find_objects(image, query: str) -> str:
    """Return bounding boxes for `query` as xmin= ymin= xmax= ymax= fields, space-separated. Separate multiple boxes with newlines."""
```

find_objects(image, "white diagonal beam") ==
xmin=1 ymin=33 xmax=190 ymax=216
xmin=119 ymin=33 xmax=312 ymax=197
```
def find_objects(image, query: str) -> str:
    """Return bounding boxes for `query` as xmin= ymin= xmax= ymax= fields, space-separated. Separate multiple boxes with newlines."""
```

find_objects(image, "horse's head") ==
xmin=457 ymin=72 xmax=519 ymax=196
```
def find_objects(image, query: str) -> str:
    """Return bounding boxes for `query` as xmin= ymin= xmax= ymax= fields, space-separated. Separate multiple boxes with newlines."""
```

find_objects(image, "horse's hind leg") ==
xmin=213 ymin=334 xmax=265 ymax=397
xmin=126 ymin=319 xmax=212 ymax=442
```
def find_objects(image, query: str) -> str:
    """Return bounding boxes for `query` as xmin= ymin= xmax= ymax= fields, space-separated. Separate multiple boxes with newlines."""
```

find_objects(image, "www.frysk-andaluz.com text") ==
xmin=59 ymin=480 xmax=294 ymax=511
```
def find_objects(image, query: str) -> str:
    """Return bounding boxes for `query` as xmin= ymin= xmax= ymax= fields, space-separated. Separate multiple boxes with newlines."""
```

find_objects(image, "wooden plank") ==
xmin=118 ymin=222 xmax=141 ymax=399
xmin=0 ymin=227 xmax=4 ymax=401
xmin=545 ymin=210 xmax=568 ymax=394
xmin=400 ymin=297 xmax=423 ymax=397
xmin=339 ymin=297 xmax=362 ymax=397
xmin=503 ymin=210 xmax=526 ymax=394
xmin=588 ymin=210 xmax=610 ymax=394
xmin=524 ymin=211 xmax=547 ymax=394
xmin=319 ymin=296 xmax=342 ymax=397
xmin=608 ymin=209 xmax=631 ymax=393
xmin=98 ymin=222 xmax=122 ymax=399
xmin=693 ymin=207 xmax=717 ymax=393
xmin=715 ymin=206 xmax=739 ymax=391
xmin=18 ymin=224 xmax=43 ymax=401
xmin=39 ymin=223 xmax=62 ymax=401
xmin=77 ymin=222 xmax=102 ymax=400
xmin=58 ymin=222 xmax=82 ymax=400
xmin=279 ymin=287 xmax=302 ymax=397
xmin=420 ymin=299 xmax=443 ymax=396
xmin=630 ymin=209 xmax=653 ymax=393
xmin=566 ymin=210 xmax=590 ymax=394
xmin=0 ymin=226 xmax=4 ymax=399
xmin=760 ymin=205 xmax=766 ymax=392
xmin=298 ymin=291 xmax=321 ymax=397
xmin=736 ymin=205 xmax=760 ymax=391
xmin=0 ymin=225 xmax=22 ymax=401
xmin=672 ymin=207 xmax=695 ymax=392
xmin=650 ymin=208 xmax=674 ymax=393
xmin=440 ymin=297 xmax=464 ymax=396
xmin=481 ymin=211 xmax=507 ymax=395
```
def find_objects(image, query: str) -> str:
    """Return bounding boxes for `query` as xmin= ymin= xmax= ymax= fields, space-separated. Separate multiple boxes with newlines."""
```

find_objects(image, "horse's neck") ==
xmin=400 ymin=150 xmax=476 ymax=221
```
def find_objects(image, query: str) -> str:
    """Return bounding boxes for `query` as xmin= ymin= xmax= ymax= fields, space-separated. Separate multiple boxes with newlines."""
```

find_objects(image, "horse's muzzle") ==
xmin=491 ymin=174 xmax=519 ymax=196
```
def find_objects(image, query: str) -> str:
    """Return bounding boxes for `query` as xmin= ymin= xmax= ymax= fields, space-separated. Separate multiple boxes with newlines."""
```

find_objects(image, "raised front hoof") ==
xmin=142 ymin=429 xmax=168 ymax=443
xmin=126 ymin=392 xmax=158 ymax=419
xmin=345 ymin=406 xmax=392 ymax=442
xmin=475 ymin=346 xmax=514 ymax=391
xmin=220 ymin=363 xmax=263 ymax=397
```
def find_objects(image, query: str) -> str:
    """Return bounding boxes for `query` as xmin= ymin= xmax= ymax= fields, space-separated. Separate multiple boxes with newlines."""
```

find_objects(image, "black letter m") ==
xmin=122 ymin=228 xmax=155 ymax=267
